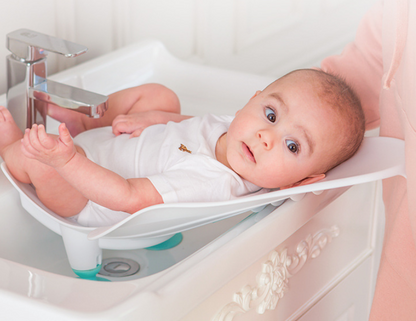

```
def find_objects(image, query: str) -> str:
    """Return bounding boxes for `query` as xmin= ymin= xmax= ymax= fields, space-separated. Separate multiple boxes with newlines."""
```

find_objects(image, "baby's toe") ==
xmin=0 ymin=106 xmax=14 ymax=122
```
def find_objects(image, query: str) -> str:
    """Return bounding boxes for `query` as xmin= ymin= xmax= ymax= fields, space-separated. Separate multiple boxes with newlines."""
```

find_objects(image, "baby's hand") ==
xmin=112 ymin=111 xmax=158 ymax=138
xmin=21 ymin=123 xmax=76 ymax=168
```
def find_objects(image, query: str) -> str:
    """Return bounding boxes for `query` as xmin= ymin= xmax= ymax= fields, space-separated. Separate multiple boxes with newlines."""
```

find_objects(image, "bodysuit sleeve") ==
xmin=320 ymin=1 xmax=384 ymax=130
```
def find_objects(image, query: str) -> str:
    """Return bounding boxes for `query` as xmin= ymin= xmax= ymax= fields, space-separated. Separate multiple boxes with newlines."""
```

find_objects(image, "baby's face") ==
xmin=225 ymin=72 xmax=341 ymax=189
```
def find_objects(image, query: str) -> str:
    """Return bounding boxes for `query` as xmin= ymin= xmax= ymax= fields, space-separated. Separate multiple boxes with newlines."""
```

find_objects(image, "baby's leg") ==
xmin=0 ymin=107 xmax=88 ymax=217
xmin=48 ymin=83 xmax=181 ymax=136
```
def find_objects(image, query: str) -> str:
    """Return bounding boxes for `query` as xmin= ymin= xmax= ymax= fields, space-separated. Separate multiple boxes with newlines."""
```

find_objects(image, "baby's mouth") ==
xmin=242 ymin=143 xmax=256 ymax=163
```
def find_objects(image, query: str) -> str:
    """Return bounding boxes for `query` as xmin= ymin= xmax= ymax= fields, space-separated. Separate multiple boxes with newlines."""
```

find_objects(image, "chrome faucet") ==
xmin=6 ymin=29 xmax=108 ymax=132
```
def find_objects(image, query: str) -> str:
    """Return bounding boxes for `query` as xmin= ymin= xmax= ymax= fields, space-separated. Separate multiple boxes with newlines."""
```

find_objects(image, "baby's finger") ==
xmin=112 ymin=122 xmax=122 ymax=136
xmin=21 ymin=129 xmax=39 ymax=157
xmin=112 ymin=121 xmax=130 ymax=136
xmin=37 ymin=124 xmax=55 ymax=149
xmin=112 ymin=115 xmax=129 ymax=130
xmin=58 ymin=123 xmax=73 ymax=146
xmin=23 ymin=127 xmax=36 ymax=151
xmin=112 ymin=114 xmax=127 ymax=125
xmin=28 ymin=124 xmax=43 ymax=151
xmin=130 ymin=128 xmax=144 ymax=138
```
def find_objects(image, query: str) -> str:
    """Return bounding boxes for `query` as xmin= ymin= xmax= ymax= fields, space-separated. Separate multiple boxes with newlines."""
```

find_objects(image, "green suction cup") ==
xmin=146 ymin=233 xmax=183 ymax=251
xmin=73 ymin=264 xmax=106 ymax=280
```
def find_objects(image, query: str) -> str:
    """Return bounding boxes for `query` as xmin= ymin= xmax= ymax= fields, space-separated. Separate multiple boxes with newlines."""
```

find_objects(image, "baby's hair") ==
xmin=284 ymin=69 xmax=365 ymax=173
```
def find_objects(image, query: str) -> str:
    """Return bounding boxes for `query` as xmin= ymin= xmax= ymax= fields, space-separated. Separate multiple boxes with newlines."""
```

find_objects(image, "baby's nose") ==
xmin=257 ymin=130 xmax=273 ymax=150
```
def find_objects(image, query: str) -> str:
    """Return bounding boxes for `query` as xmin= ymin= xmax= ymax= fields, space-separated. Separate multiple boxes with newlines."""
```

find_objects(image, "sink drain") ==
xmin=98 ymin=258 xmax=140 ymax=277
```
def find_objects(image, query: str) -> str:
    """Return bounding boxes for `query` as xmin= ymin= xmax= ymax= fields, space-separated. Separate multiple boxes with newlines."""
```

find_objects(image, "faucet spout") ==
xmin=6 ymin=29 xmax=108 ymax=132
xmin=29 ymin=80 xmax=108 ymax=118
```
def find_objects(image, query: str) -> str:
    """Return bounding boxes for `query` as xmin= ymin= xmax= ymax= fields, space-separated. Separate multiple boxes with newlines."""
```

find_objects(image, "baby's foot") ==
xmin=47 ymin=104 xmax=88 ymax=137
xmin=0 ymin=106 xmax=23 ymax=153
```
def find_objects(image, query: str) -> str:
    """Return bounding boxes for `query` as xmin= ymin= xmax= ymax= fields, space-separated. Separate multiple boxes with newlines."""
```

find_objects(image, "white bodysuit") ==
xmin=72 ymin=114 xmax=261 ymax=227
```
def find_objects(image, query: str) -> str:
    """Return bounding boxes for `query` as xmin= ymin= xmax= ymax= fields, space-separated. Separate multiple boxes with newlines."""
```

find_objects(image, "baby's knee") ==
xmin=145 ymin=84 xmax=181 ymax=112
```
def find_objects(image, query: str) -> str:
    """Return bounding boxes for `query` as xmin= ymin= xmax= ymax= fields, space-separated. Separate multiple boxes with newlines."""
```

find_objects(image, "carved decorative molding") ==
xmin=214 ymin=225 xmax=340 ymax=321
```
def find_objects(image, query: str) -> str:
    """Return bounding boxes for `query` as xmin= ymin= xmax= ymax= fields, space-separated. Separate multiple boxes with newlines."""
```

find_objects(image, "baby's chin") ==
xmin=244 ymin=177 xmax=283 ymax=189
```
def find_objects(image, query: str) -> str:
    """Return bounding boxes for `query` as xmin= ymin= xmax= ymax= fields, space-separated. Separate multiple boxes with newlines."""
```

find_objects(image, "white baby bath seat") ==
xmin=1 ymin=136 xmax=406 ymax=278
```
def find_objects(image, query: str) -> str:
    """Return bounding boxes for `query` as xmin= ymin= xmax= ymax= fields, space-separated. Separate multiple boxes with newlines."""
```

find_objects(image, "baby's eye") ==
xmin=265 ymin=107 xmax=276 ymax=123
xmin=286 ymin=140 xmax=299 ymax=154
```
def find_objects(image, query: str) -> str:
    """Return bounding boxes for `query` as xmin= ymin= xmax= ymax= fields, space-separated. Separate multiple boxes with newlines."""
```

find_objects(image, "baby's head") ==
xmin=224 ymin=68 xmax=365 ymax=189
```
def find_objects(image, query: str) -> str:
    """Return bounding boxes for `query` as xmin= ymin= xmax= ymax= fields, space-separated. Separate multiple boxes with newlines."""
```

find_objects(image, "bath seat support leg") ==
xmin=60 ymin=225 xmax=102 ymax=278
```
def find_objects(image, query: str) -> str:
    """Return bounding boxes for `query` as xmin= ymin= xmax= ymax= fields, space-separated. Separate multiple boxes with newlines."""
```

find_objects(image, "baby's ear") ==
xmin=280 ymin=174 xmax=325 ymax=190
xmin=250 ymin=90 xmax=262 ymax=100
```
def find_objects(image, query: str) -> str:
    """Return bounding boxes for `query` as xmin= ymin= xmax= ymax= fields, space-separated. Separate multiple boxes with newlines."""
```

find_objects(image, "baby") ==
xmin=0 ymin=69 xmax=365 ymax=227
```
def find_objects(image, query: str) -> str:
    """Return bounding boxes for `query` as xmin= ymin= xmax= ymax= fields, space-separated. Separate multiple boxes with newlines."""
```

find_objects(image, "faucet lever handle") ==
xmin=7 ymin=28 xmax=88 ymax=62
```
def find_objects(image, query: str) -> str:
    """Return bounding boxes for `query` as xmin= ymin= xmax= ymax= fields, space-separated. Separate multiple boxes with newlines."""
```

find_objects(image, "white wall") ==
xmin=0 ymin=0 xmax=377 ymax=96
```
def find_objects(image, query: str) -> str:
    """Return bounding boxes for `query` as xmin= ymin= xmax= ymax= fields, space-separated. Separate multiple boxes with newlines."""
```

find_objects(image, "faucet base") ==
xmin=6 ymin=54 xmax=47 ymax=132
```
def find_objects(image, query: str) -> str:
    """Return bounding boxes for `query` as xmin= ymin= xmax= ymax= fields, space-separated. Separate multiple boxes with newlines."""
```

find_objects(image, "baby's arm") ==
xmin=112 ymin=110 xmax=192 ymax=137
xmin=21 ymin=123 xmax=163 ymax=213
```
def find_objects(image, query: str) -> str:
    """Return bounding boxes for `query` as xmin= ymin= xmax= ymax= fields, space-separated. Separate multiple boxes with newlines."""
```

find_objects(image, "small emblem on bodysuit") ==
xmin=179 ymin=144 xmax=192 ymax=154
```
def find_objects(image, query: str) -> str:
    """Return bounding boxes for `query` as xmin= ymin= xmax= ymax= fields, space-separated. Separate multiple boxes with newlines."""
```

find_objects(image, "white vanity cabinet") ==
xmin=181 ymin=182 xmax=382 ymax=321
